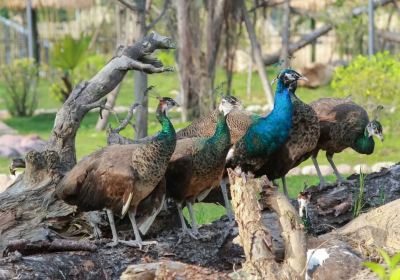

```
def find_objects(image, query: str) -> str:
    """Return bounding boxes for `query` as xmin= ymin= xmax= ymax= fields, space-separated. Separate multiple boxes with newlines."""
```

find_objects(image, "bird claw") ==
xmin=106 ymin=240 xmax=119 ymax=247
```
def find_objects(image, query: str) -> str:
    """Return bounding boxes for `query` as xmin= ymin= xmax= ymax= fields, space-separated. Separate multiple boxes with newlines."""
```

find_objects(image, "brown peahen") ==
xmin=165 ymin=98 xmax=235 ymax=236
xmin=308 ymin=97 xmax=383 ymax=185
xmin=56 ymin=97 xmax=179 ymax=246
xmin=176 ymin=95 xmax=258 ymax=144
xmin=254 ymin=81 xmax=320 ymax=196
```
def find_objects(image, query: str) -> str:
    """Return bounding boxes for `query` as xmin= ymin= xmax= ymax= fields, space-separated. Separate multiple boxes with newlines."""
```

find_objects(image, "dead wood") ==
xmin=0 ymin=32 xmax=175 ymax=255
xmin=3 ymin=239 xmax=97 ymax=257
xmin=228 ymin=169 xmax=306 ymax=280
xmin=120 ymin=261 xmax=229 ymax=280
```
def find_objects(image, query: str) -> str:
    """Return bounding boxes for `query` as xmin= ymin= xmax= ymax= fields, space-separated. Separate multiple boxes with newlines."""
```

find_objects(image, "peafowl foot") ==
xmin=178 ymin=228 xmax=199 ymax=240
xmin=106 ymin=240 xmax=119 ymax=247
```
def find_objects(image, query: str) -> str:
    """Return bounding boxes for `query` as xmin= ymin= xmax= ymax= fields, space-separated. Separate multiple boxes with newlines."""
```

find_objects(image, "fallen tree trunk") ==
xmin=0 ymin=32 xmax=175 ymax=254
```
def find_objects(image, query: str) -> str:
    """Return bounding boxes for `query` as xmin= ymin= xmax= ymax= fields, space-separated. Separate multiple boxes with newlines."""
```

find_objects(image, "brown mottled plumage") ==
xmin=307 ymin=97 xmax=383 ymax=185
xmin=56 ymin=97 xmax=178 ymax=246
xmin=166 ymin=101 xmax=233 ymax=235
xmin=176 ymin=96 xmax=257 ymax=144
xmin=255 ymin=93 xmax=320 ymax=195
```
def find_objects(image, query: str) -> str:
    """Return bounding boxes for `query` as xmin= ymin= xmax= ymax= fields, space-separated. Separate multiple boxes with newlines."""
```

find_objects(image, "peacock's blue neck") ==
xmin=265 ymin=79 xmax=293 ymax=119
xmin=353 ymin=130 xmax=375 ymax=155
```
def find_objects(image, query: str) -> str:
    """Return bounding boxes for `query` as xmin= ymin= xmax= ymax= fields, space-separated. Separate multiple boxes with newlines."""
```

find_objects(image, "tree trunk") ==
xmin=280 ymin=0 xmax=290 ymax=68
xmin=95 ymin=4 xmax=124 ymax=131
xmin=228 ymin=170 xmax=306 ymax=279
xmin=240 ymin=0 xmax=274 ymax=109
xmin=0 ymin=33 xmax=175 ymax=253
xmin=175 ymin=0 xmax=201 ymax=121
xmin=133 ymin=0 xmax=148 ymax=139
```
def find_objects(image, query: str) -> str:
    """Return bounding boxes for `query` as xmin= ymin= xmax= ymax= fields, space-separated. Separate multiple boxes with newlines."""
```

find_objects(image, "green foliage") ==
xmin=50 ymin=35 xmax=97 ymax=102
xmin=352 ymin=172 xmax=365 ymax=218
xmin=51 ymin=35 xmax=91 ymax=72
xmin=0 ymin=58 xmax=38 ymax=116
xmin=332 ymin=52 xmax=400 ymax=111
xmin=363 ymin=250 xmax=400 ymax=280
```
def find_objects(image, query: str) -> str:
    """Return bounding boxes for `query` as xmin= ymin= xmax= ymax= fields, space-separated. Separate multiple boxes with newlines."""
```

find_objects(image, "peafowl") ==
xmin=165 ymin=98 xmax=235 ymax=236
xmin=255 ymin=80 xmax=320 ymax=196
xmin=308 ymin=97 xmax=383 ymax=185
xmin=56 ymin=97 xmax=179 ymax=247
xmin=176 ymin=95 xmax=258 ymax=144
xmin=227 ymin=69 xmax=307 ymax=177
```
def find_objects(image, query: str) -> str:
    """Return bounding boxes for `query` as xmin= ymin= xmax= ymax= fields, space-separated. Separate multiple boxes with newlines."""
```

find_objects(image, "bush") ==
xmin=332 ymin=52 xmax=400 ymax=112
xmin=0 ymin=58 xmax=39 ymax=116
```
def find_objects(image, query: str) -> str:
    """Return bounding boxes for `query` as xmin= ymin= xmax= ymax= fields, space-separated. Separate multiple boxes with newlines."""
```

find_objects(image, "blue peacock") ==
xmin=227 ymin=69 xmax=307 ymax=175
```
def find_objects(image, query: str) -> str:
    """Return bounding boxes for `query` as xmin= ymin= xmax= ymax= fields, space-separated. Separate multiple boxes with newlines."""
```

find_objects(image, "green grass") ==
xmin=181 ymin=174 xmax=339 ymax=225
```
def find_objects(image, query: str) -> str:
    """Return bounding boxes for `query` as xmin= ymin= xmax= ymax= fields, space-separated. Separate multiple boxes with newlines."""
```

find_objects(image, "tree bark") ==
xmin=228 ymin=170 xmax=306 ymax=280
xmin=241 ymin=0 xmax=274 ymax=109
xmin=0 ymin=33 xmax=175 ymax=254
xmin=280 ymin=0 xmax=291 ymax=68
xmin=133 ymin=0 xmax=149 ymax=139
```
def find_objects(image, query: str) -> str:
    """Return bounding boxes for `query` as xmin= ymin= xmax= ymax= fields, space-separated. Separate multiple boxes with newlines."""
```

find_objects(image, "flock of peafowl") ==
xmin=56 ymin=68 xmax=384 ymax=246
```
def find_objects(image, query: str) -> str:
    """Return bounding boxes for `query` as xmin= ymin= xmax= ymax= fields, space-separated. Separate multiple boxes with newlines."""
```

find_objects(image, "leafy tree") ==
xmin=0 ymin=58 xmax=38 ymax=117
xmin=332 ymin=52 xmax=400 ymax=113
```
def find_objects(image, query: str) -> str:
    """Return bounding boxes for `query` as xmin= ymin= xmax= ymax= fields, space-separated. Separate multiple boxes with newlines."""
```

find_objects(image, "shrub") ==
xmin=363 ymin=249 xmax=400 ymax=280
xmin=0 ymin=58 xmax=38 ymax=117
xmin=332 ymin=52 xmax=400 ymax=112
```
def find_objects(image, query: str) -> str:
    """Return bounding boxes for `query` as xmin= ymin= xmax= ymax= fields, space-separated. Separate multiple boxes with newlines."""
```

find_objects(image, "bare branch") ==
xmin=115 ymin=0 xmax=142 ymax=12
xmin=263 ymin=0 xmax=393 ymax=66
xmin=146 ymin=0 xmax=170 ymax=32
xmin=248 ymin=0 xmax=284 ymax=13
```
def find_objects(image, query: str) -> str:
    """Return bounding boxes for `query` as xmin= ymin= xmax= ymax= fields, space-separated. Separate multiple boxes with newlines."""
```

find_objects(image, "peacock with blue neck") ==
xmin=229 ymin=68 xmax=306 ymax=172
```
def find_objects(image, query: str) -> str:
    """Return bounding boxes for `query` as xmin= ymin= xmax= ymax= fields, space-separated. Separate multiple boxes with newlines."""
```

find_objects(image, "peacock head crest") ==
xmin=158 ymin=97 xmax=179 ymax=114
xmin=366 ymin=120 xmax=383 ymax=142
xmin=219 ymin=95 xmax=241 ymax=116
xmin=273 ymin=69 xmax=308 ymax=88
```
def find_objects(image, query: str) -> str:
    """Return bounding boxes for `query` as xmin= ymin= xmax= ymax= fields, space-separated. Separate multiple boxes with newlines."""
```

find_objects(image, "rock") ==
xmin=298 ymin=63 xmax=334 ymax=88
xmin=301 ymin=165 xmax=332 ymax=176
xmin=0 ymin=121 xmax=16 ymax=135
xmin=353 ymin=164 xmax=371 ymax=174
xmin=307 ymin=240 xmax=363 ymax=280
xmin=0 ymin=174 xmax=13 ymax=193
xmin=336 ymin=164 xmax=352 ymax=174
xmin=245 ymin=104 xmax=262 ymax=113
xmin=0 ymin=134 xmax=45 ymax=158
xmin=288 ymin=167 xmax=301 ymax=176
xmin=371 ymin=162 xmax=395 ymax=172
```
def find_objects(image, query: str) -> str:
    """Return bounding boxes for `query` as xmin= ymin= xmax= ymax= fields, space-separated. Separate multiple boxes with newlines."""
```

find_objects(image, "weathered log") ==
xmin=228 ymin=169 xmax=306 ymax=280
xmin=120 ymin=261 xmax=229 ymax=280
xmin=3 ymin=239 xmax=97 ymax=257
xmin=0 ymin=32 xmax=175 ymax=255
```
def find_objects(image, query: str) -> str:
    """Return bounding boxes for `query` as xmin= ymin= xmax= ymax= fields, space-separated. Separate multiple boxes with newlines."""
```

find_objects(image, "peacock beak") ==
xmin=297 ymin=75 xmax=308 ymax=81
xmin=378 ymin=134 xmax=384 ymax=142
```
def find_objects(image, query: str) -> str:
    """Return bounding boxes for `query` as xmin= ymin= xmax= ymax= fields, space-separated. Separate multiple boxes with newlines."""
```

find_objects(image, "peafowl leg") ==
xmin=106 ymin=209 xmax=119 ymax=247
xmin=220 ymin=179 xmax=234 ymax=222
xmin=118 ymin=208 xmax=157 ymax=248
xmin=281 ymin=176 xmax=289 ymax=197
xmin=311 ymin=154 xmax=327 ymax=186
xmin=176 ymin=202 xmax=198 ymax=239
xmin=176 ymin=202 xmax=189 ymax=232
xmin=187 ymin=201 xmax=199 ymax=235
xmin=326 ymin=152 xmax=345 ymax=183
